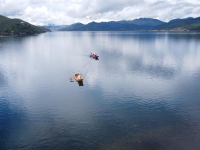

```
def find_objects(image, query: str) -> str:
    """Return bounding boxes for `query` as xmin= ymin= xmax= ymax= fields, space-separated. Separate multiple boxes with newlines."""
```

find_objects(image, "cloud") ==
xmin=0 ymin=0 xmax=200 ymax=25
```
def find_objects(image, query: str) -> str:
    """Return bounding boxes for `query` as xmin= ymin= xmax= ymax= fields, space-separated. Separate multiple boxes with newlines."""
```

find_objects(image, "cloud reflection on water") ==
xmin=84 ymin=32 xmax=200 ymax=100
xmin=1 ymin=32 xmax=200 ymax=150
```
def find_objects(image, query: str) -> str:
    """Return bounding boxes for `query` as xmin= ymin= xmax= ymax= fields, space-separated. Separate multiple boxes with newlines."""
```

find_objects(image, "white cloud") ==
xmin=0 ymin=0 xmax=200 ymax=25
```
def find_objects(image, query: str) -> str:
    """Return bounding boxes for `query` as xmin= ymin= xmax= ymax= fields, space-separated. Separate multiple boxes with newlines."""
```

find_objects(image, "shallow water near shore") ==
xmin=1 ymin=31 xmax=200 ymax=150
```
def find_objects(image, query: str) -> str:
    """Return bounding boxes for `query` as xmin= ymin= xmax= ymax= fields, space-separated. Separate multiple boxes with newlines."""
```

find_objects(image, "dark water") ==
xmin=1 ymin=32 xmax=200 ymax=150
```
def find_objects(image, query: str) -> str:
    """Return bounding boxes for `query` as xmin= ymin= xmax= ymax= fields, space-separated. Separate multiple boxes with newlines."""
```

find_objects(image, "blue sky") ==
xmin=0 ymin=0 xmax=200 ymax=25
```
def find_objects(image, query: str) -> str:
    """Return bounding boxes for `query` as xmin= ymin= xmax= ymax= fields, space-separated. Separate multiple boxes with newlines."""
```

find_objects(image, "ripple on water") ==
xmin=1 ymin=32 xmax=200 ymax=150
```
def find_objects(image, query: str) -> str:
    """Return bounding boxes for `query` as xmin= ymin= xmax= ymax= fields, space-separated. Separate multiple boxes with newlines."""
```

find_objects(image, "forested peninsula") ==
xmin=0 ymin=15 xmax=50 ymax=36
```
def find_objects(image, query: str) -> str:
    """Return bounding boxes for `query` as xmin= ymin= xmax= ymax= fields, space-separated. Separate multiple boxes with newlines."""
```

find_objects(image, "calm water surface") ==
xmin=1 ymin=32 xmax=200 ymax=150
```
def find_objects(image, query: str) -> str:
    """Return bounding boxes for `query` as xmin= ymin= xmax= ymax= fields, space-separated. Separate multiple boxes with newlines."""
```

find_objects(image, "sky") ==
xmin=0 ymin=0 xmax=200 ymax=25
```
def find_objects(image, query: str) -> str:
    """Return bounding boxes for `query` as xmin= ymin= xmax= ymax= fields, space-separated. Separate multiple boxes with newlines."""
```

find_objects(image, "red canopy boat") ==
xmin=89 ymin=53 xmax=99 ymax=60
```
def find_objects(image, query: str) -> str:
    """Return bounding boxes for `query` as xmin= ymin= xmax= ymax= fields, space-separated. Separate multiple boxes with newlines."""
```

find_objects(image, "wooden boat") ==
xmin=74 ymin=73 xmax=84 ymax=81
xmin=89 ymin=54 xmax=99 ymax=60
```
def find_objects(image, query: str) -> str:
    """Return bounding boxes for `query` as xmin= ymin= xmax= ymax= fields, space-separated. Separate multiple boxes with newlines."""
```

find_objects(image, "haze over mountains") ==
xmin=1 ymin=14 xmax=200 ymax=34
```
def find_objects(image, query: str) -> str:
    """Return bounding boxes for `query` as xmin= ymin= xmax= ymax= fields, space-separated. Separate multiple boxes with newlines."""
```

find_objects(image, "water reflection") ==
xmin=0 ymin=32 xmax=200 ymax=150
xmin=77 ymin=81 xmax=84 ymax=86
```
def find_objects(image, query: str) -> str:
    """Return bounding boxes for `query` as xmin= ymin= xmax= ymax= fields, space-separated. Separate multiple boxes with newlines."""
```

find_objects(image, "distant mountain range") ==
xmin=56 ymin=17 xmax=200 ymax=32
xmin=0 ymin=15 xmax=50 ymax=35
xmin=153 ymin=17 xmax=200 ymax=31
xmin=59 ymin=18 xmax=165 ymax=31
xmin=1 ymin=14 xmax=200 ymax=34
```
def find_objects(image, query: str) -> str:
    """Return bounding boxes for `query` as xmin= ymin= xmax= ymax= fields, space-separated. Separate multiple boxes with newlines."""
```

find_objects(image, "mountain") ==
xmin=59 ymin=23 xmax=84 ymax=31
xmin=168 ymin=17 xmax=194 ymax=23
xmin=118 ymin=18 xmax=165 ymax=26
xmin=0 ymin=15 xmax=10 ymax=24
xmin=59 ymin=18 xmax=165 ymax=31
xmin=0 ymin=15 xmax=49 ymax=35
xmin=154 ymin=17 xmax=200 ymax=31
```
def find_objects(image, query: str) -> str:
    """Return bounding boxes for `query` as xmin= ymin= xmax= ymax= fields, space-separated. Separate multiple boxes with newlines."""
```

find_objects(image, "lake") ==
xmin=1 ymin=31 xmax=200 ymax=150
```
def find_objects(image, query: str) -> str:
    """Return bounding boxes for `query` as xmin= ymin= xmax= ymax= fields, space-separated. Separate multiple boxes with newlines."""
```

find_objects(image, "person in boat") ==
xmin=76 ymin=71 xmax=81 ymax=79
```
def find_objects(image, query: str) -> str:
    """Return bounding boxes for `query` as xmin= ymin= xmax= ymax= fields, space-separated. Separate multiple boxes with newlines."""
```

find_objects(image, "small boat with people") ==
xmin=74 ymin=71 xmax=84 ymax=81
xmin=89 ymin=53 xmax=99 ymax=60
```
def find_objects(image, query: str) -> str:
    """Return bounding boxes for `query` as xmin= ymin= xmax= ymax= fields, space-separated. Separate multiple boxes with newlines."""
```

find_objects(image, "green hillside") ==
xmin=0 ymin=15 xmax=10 ymax=24
xmin=154 ymin=17 xmax=200 ymax=31
xmin=0 ymin=15 xmax=47 ymax=35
